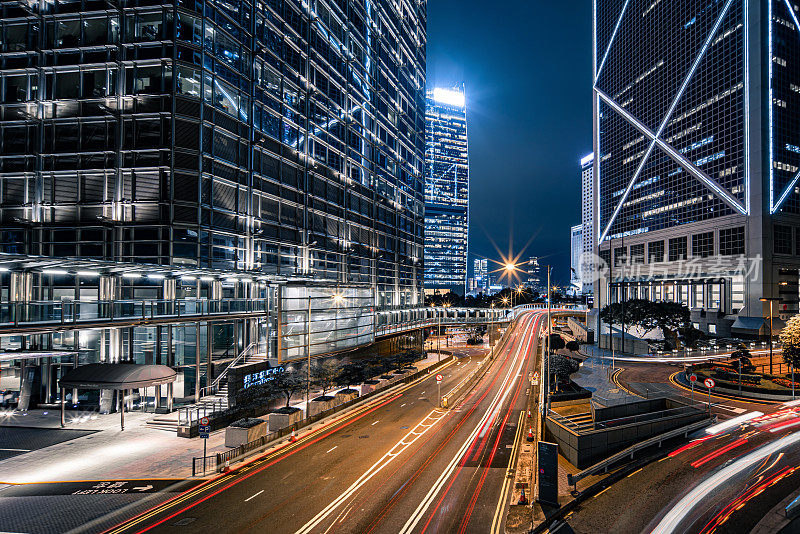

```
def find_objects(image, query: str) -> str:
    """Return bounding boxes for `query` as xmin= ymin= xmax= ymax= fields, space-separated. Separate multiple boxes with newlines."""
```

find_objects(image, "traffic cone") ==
xmin=527 ymin=409 xmax=532 ymax=418
xmin=526 ymin=427 xmax=534 ymax=442
xmin=289 ymin=429 xmax=297 ymax=442
xmin=221 ymin=460 xmax=230 ymax=473
xmin=518 ymin=487 xmax=529 ymax=505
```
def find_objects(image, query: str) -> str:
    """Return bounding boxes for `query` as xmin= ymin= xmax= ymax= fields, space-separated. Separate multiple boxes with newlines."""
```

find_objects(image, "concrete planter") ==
xmin=334 ymin=389 xmax=359 ymax=405
xmin=268 ymin=408 xmax=303 ymax=431
xmin=360 ymin=380 xmax=380 ymax=395
xmin=308 ymin=395 xmax=336 ymax=417
xmin=225 ymin=420 xmax=268 ymax=448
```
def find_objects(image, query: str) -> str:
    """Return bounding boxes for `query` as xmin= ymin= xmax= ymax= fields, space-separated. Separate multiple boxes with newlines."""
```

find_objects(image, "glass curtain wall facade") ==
xmin=0 ymin=0 xmax=426 ymax=305
xmin=593 ymin=0 xmax=800 ymax=336
xmin=0 ymin=0 xmax=427 ymax=409
xmin=580 ymin=153 xmax=594 ymax=294
xmin=423 ymin=85 xmax=469 ymax=295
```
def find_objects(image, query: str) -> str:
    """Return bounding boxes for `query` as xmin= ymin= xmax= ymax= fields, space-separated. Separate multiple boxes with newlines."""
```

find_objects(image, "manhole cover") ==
xmin=173 ymin=517 xmax=197 ymax=526
xmin=359 ymin=435 xmax=369 ymax=439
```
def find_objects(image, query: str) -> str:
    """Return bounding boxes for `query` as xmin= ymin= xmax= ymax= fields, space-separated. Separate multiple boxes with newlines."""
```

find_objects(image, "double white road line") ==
xmin=398 ymin=314 xmax=537 ymax=534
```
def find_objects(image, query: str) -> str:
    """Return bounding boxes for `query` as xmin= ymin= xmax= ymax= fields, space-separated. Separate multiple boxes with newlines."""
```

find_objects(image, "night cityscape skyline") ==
xmin=427 ymin=1 xmax=592 ymax=284
xmin=2 ymin=2 xmax=800 ymax=534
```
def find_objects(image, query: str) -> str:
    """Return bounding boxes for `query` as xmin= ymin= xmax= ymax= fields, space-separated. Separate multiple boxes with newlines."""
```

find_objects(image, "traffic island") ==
xmin=681 ymin=365 xmax=798 ymax=402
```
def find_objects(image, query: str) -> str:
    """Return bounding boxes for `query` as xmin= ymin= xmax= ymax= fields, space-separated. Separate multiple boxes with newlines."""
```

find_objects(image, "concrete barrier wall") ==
xmin=598 ymin=333 xmax=650 ymax=355
xmin=547 ymin=406 xmax=707 ymax=468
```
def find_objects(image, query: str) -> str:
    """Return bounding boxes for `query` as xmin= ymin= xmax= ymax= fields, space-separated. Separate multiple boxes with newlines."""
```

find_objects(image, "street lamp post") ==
xmin=760 ymin=297 xmax=780 ymax=375
xmin=490 ymin=302 xmax=495 ymax=349
xmin=546 ymin=265 xmax=552 ymax=412
xmin=306 ymin=294 xmax=311 ymax=418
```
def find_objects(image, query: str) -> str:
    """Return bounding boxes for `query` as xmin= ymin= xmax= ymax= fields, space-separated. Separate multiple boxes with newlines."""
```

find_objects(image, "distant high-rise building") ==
xmin=526 ymin=257 xmax=541 ymax=291
xmin=570 ymin=224 xmax=583 ymax=294
xmin=594 ymin=0 xmax=800 ymax=336
xmin=473 ymin=258 xmax=488 ymax=292
xmin=424 ymin=85 xmax=470 ymax=295
xmin=580 ymin=153 xmax=594 ymax=295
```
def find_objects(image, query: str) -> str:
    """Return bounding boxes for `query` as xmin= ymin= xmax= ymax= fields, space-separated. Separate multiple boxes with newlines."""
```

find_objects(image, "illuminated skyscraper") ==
xmin=0 ymin=0 xmax=427 ymax=410
xmin=580 ymin=153 xmax=594 ymax=295
xmin=570 ymin=224 xmax=583 ymax=295
xmin=473 ymin=258 xmax=488 ymax=292
xmin=526 ymin=257 xmax=541 ymax=291
xmin=424 ymin=85 xmax=469 ymax=295
xmin=594 ymin=0 xmax=800 ymax=336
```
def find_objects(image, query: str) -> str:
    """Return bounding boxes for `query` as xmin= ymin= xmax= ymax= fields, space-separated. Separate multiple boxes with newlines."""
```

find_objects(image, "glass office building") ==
xmin=423 ymin=85 xmax=469 ymax=295
xmin=0 ymin=0 xmax=426 ymax=411
xmin=593 ymin=0 xmax=800 ymax=336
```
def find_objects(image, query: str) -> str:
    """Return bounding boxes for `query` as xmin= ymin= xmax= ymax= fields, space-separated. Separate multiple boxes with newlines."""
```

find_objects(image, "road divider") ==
xmin=441 ymin=322 xmax=515 ymax=409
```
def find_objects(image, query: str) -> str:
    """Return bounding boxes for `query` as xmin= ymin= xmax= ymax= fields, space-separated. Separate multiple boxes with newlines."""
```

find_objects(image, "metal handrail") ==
xmin=199 ymin=341 xmax=257 ymax=399
xmin=593 ymin=404 xmax=701 ymax=429
xmin=567 ymin=416 xmax=715 ymax=488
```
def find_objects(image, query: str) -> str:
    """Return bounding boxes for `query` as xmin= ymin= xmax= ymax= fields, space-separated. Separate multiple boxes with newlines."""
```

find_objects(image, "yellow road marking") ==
xmin=107 ymin=358 xmax=458 ymax=533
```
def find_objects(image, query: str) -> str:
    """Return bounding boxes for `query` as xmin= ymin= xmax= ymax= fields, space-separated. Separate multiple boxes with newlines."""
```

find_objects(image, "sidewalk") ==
xmin=574 ymin=346 xmax=642 ymax=405
xmin=0 ymin=351 xmax=459 ymax=485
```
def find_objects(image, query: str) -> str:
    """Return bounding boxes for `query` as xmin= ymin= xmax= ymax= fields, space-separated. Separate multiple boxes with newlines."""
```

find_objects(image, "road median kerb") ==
xmin=441 ymin=325 xmax=514 ymax=409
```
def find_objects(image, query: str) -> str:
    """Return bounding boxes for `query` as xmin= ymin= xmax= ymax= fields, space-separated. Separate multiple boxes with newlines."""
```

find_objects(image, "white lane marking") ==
xmin=652 ymin=430 xmax=800 ymax=533
xmin=294 ymin=409 xmax=447 ymax=534
xmin=398 ymin=313 xmax=538 ymax=534
xmin=400 ymin=403 xmax=406 ymax=407
xmin=371 ymin=420 xmax=379 ymax=426
xmin=244 ymin=490 xmax=264 ymax=502
xmin=327 ymin=446 xmax=338 ymax=453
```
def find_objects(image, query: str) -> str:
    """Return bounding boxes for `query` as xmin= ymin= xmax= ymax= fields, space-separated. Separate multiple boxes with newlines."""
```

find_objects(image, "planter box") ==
xmin=225 ymin=420 xmax=268 ymax=448
xmin=308 ymin=396 xmax=336 ymax=417
xmin=334 ymin=389 xmax=359 ymax=406
xmin=268 ymin=408 xmax=303 ymax=431
xmin=360 ymin=380 xmax=380 ymax=395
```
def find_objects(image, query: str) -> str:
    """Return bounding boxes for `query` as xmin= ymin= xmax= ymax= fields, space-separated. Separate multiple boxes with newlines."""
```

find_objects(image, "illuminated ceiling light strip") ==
xmin=772 ymin=168 xmax=800 ymax=213
xmin=594 ymin=0 xmax=632 ymax=82
xmin=785 ymin=0 xmax=800 ymax=33
xmin=597 ymin=0 xmax=737 ymax=242
xmin=770 ymin=0 xmax=800 ymax=213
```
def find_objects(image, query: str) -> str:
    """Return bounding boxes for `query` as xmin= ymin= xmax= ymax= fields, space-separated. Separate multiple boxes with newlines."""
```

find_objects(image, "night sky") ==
xmin=426 ymin=2 xmax=593 ymax=286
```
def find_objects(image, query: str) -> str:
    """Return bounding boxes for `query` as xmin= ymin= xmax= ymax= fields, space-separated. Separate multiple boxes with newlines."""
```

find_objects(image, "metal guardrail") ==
xmin=567 ymin=416 xmax=715 ymax=489
xmin=0 ymin=298 xmax=269 ymax=328
xmin=191 ymin=455 xmax=216 ymax=477
xmin=593 ymin=404 xmax=702 ymax=430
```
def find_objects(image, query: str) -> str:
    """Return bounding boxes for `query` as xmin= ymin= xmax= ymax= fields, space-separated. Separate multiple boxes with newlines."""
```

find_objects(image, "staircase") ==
xmin=557 ymin=411 xmax=595 ymax=432
xmin=145 ymin=342 xmax=266 ymax=433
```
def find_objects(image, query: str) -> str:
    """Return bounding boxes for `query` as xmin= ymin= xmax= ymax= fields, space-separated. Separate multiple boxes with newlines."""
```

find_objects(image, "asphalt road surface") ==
xmin=561 ymin=401 xmax=800 ymax=533
xmin=100 ymin=311 xmax=547 ymax=534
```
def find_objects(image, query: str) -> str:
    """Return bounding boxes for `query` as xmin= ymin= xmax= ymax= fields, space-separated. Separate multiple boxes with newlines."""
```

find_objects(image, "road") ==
xmin=99 ymin=311 xmax=546 ymax=534
xmin=559 ymin=399 xmax=800 ymax=533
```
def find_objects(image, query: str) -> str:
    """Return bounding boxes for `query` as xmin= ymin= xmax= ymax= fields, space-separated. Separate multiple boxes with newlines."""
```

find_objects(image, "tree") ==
xmin=275 ymin=370 xmax=306 ymax=408
xmin=548 ymin=333 xmax=566 ymax=352
xmin=235 ymin=379 xmax=281 ymax=409
xmin=730 ymin=345 xmax=755 ymax=373
xmin=311 ymin=360 xmax=342 ymax=396
xmin=337 ymin=360 xmax=368 ymax=388
xmin=781 ymin=314 xmax=800 ymax=370
xmin=565 ymin=340 xmax=580 ymax=352
xmin=548 ymin=354 xmax=580 ymax=392
xmin=678 ymin=326 xmax=705 ymax=349
xmin=600 ymin=300 xmax=690 ymax=347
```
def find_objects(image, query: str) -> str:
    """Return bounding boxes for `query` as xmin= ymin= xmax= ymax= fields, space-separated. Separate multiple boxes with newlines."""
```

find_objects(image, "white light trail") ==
xmin=651 ymin=430 xmax=800 ymax=533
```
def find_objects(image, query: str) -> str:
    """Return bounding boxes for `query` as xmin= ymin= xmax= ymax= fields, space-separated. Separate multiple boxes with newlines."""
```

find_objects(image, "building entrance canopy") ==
xmin=59 ymin=363 xmax=176 ymax=390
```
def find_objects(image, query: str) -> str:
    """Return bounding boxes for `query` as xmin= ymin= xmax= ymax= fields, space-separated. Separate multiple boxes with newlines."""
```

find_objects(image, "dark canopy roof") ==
xmin=59 ymin=363 xmax=176 ymax=390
